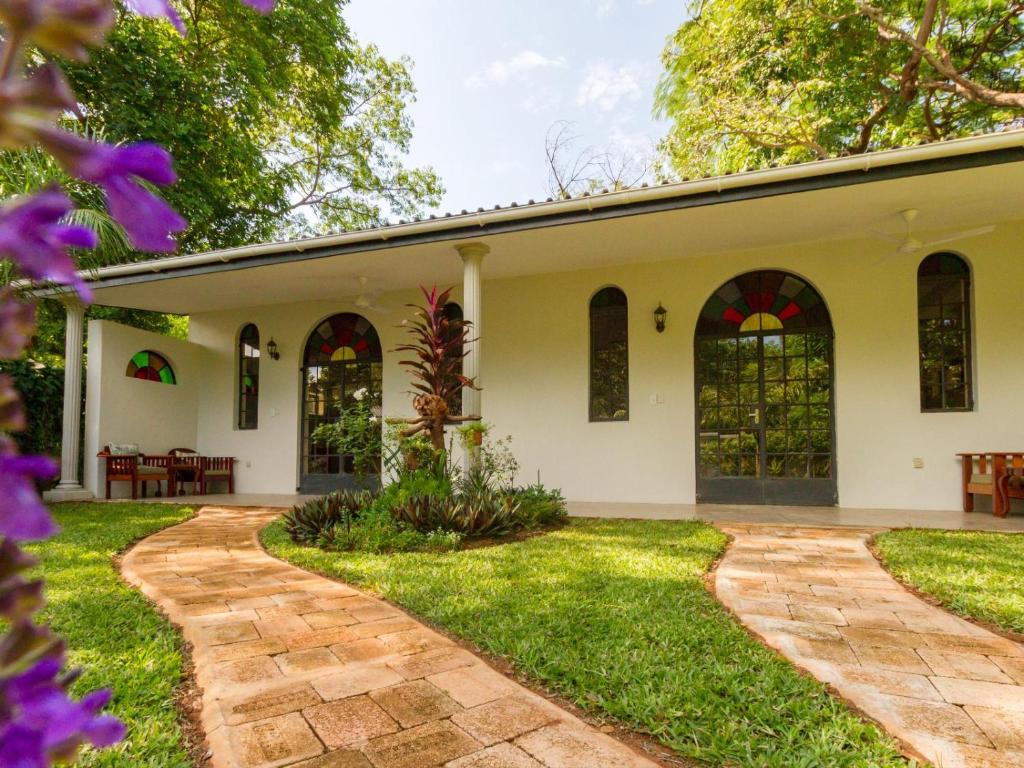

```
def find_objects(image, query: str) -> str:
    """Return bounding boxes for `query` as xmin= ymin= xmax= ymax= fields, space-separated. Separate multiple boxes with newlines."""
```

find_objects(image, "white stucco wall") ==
xmin=181 ymin=222 xmax=1023 ymax=510
xmin=84 ymin=320 xmax=202 ymax=498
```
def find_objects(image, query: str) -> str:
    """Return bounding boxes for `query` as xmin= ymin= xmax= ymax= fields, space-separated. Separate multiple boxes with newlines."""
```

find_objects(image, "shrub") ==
xmin=424 ymin=529 xmax=464 ymax=552
xmin=283 ymin=489 xmax=375 ymax=544
xmin=317 ymin=508 xmax=427 ymax=553
xmin=390 ymin=490 xmax=520 ymax=537
xmin=512 ymin=484 xmax=568 ymax=527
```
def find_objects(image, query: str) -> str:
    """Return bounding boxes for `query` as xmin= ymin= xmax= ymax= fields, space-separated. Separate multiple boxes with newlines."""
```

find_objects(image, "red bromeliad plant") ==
xmin=395 ymin=285 xmax=479 ymax=450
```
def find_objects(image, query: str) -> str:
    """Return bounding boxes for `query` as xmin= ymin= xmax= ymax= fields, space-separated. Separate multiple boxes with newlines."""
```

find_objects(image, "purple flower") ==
xmin=0 ymin=189 xmax=94 ymax=301
xmin=122 ymin=0 xmax=185 ymax=35
xmin=0 ymin=65 xmax=78 ymax=151
xmin=0 ymin=0 xmax=114 ymax=60
xmin=0 ymin=451 xmax=59 ymax=541
xmin=0 ymin=724 xmax=46 ymax=768
xmin=121 ymin=0 xmax=273 ymax=34
xmin=40 ymin=131 xmax=186 ymax=253
xmin=0 ymin=291 xmax=35 ymax=359
xmin=1 ymin=659 xmax=125 ymax=763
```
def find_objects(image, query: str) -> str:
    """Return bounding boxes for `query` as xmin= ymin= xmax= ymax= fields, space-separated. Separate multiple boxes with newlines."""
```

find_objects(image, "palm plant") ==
xmin=394 ymin=285 xmax=479 ymax=450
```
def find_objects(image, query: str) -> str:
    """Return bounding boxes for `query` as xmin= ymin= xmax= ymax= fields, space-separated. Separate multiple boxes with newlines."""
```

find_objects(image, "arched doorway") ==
xmin=300 ymin=313 xmax=382 ymax=493
xmin=694 ymin=270 xmax=836 ymax=506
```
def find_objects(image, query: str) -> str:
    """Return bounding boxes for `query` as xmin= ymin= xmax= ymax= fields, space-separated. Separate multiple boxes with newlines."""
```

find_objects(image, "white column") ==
xmin=44 ymin=301 xmax=92 ymax=501
xmin=456 ymin=242 xmax=488 ymax=419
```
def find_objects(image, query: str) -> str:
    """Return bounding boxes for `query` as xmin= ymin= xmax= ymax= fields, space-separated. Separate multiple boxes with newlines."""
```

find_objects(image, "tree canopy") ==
xmin=63 ymin=0 xmax=441 ymax=253
xmin=2 ymin=0 xmax=443 ymax=358
xmin=656 ymin=0 xmax=1024 ymax=176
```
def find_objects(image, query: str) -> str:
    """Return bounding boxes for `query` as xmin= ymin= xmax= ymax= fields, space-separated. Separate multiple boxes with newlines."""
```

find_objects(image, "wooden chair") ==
xmin=994 ymin=453 xmax=1024 ymax=519
xmin=168 ymin=448 xmax=201 ymax=496
xmin=959 ymin=452 xmax=1024 ymax=517
xmin=98 ymin=446 xmax=171 ymax=499
xmin=200 ymin=456 xmax=236 ymax=494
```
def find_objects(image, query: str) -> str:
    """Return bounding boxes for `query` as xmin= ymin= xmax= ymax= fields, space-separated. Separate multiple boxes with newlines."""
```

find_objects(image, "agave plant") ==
xmin=283 ymin=490 xmax=374 ymax=544
xmin=389 ymin=491 xmax=519 ymax=537
xmin=394 ymin=285 xmax=480 ymax=450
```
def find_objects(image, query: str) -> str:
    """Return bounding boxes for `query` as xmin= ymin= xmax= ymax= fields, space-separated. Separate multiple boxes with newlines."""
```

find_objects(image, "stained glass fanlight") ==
xmin=126 ymin=350 xmax=176 ymax=384
xmin=696 ymin=271 xmax=830 ymax=336
xmin=303 ymin=313 xmax=382 ymax=366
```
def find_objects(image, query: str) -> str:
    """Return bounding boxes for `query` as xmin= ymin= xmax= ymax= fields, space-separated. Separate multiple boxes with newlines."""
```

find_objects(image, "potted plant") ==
xmin=458 ymin=421 xmax=489 ymax=448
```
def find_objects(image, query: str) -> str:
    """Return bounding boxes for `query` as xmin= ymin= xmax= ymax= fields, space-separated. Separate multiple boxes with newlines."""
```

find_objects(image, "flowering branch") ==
xmin=0 ymin=0 xmax=274 ymax=763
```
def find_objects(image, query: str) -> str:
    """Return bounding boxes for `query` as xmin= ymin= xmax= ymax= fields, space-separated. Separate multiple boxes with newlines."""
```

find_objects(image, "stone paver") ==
xmin=716 ymin=524 xmax=1024 ymax=768
xmin=122 ymin=506 xmax=658 ymax=768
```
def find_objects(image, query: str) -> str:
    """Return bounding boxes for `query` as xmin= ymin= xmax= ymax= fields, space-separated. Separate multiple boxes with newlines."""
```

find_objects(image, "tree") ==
xmin=544 ymin=121 xmax=656 ymax=198
xmin=5 ymin=0 xmax=443 ymax=357
xmin=62 ymin=0 xmax=442 ymax=253
xmin=395 ymin=286 xmax=478 ymax=451
xmin=656 ymin=0 xmax=1024 ymax=177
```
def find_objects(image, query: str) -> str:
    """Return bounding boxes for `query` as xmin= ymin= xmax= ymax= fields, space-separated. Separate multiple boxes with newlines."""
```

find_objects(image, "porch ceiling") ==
xmin=89 ymin=159 xmax=1024 ymax=315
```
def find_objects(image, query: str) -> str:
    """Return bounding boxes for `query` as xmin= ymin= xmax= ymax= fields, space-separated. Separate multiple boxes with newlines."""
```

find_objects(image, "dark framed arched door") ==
xmin=695 ymin=271 xmax=836 ymax=506
xmin=300 ymin=313 xmax=382 ymax=493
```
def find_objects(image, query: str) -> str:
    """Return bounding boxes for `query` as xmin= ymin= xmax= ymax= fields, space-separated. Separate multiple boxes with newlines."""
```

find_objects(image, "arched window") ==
xmin=301 ymin=313 xmax=383 ymax=491
xmin=126 ymin=350 xmax=176 ymax=384
xmin=918 ymin=252 xmax=973 ymax=411
xmin=443 ymin=302 xmax=464 ymax=416
xmin=238 ymin=324 xmax=260 ymax=429
xmin=589 ymin=286 xmax=628 ymax=421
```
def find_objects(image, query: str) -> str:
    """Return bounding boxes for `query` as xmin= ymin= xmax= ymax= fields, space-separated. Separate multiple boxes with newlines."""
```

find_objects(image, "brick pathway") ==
xmin=715 ymin=525 xmax=1024 ymax=768
xmin=121 ymin=506 xmax=659 ymax=768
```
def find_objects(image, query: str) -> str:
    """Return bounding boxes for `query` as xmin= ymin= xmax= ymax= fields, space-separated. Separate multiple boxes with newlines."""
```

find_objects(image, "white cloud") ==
xmin=576 ymin=62 xmax=644 ymax=112
xmin=465 ymin=50 xmax=567 ymax=89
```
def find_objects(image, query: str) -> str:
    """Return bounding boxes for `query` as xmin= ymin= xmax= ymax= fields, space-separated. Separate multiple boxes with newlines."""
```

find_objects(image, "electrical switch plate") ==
xmin=912 ymin=457 xmax=924 ymax=469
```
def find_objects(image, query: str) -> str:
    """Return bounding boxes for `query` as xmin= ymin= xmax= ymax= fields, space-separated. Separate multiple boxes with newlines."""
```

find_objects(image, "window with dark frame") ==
xmin=589 ymin=286 xmax=629 ymax=421
xmin=917 ymin=252 xmax=973 ymax=412
xmin=238 ymin=323 xmax=260 ymax=429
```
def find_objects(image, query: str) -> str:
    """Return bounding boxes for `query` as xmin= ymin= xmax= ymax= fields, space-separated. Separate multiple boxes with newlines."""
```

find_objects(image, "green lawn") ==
xmin=875 ymin=529 xmax=1024 ymax=635
xmin=263 ymin=517 xmax=910 ymax=767
xmin=27 ymin=502 xmax=195 ymax=767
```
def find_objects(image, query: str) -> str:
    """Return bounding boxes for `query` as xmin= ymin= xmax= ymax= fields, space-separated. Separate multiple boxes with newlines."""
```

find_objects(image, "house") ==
xmin=46 ymin=130 xmax=1024 ymax=512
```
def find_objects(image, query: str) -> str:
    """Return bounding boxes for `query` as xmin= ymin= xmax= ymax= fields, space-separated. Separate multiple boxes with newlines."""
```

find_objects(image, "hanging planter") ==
xmin=458 ymin=421 xmax=489 ymax=450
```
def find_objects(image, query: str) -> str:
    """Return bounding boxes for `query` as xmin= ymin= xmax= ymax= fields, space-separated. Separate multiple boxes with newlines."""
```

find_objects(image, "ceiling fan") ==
xmin=875 ymin=209 xmax=994 ymax=254
xmin=352 ymin=276 xmax=388 ymax=313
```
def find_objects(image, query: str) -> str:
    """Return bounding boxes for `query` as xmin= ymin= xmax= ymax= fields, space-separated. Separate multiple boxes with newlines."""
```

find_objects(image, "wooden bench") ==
xmin=959 ymin=452 xmax=1024 ymax=518
xmin=98 ymin=447 xmax=171 ymax=499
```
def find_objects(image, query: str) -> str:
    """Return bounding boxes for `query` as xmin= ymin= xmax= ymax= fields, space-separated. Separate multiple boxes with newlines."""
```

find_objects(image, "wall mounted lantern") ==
xmin=654 ymin=302 xmax=668 ymax=333
xmin=266 ymin=338 xmax=280 ymax=360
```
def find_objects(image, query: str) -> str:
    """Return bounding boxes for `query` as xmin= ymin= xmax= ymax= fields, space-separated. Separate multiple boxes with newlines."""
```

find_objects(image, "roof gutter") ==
xmin=80 ymin=130 xmax=1024 ymax=283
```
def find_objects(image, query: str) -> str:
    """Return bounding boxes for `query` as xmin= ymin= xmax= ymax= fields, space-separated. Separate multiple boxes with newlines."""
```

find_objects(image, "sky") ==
xmin=345 ymin=0 xmax=688 ymax=216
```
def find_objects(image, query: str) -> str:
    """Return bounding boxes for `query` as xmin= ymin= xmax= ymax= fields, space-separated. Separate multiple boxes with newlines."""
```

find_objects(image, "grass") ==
xmin=25 ymin=502 xmax=195 ymax=767
xmin=875 ymin=529 xmax=1024 ymax=635
xmin=263 ymin=517 xmax=910 ymax=767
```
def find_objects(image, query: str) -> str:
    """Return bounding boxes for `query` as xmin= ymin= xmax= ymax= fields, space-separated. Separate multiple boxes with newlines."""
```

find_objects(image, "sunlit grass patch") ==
xmin=264 ymin=516 xmax=909 ymax=767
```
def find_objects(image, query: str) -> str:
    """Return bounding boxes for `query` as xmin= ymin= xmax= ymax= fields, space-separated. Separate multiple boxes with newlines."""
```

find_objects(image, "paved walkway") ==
xmin=715 ymin=525 xmax=1024 ymax=768
xmin=121 ymin=506 xmax=658 ymax=768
